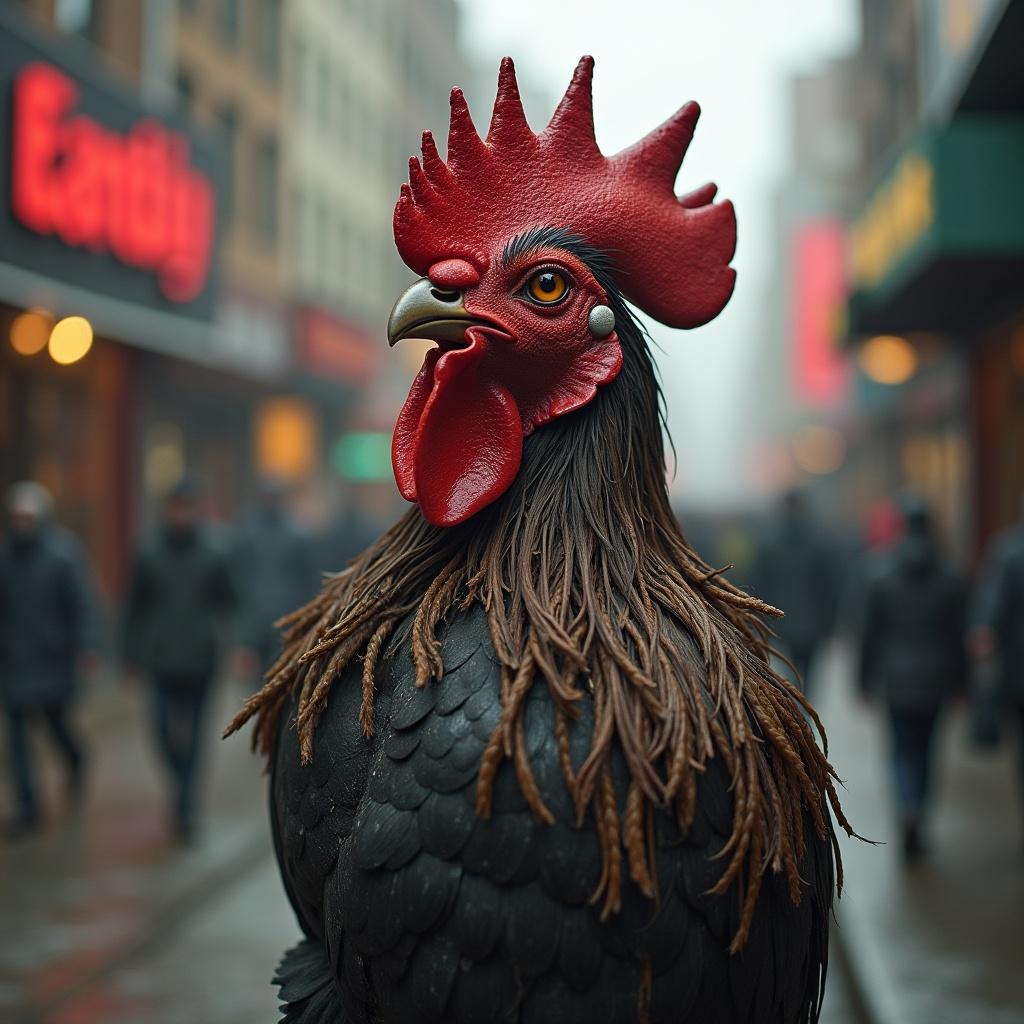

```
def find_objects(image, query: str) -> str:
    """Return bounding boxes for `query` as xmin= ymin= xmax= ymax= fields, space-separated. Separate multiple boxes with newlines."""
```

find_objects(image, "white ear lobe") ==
xmin=588 ymin=304 xmax=615 ymax=338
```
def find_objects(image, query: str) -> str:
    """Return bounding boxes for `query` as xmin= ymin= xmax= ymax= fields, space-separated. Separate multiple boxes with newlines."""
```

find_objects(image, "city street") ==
xmin=819 ymin=644 xmax=1024 ymax=1024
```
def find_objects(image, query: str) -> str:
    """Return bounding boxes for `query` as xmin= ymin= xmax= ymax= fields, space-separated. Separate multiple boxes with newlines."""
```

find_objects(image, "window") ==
xmin=343 ymin=220 xmax=355 ymax=298
xmin=336 ymin=76 xmax=347 ymax=151
xmin=317 ymin=58 xmax=331 ymax=132
xmin=255 ymin=138 xmax=279 ymax=243
xmin=260 ymin=0 xmax=281 ymax=79
xmin=55 ymin=0 xmax=94 ymax=35
xmin=289 ymin=33 xmax=306 ymax=110
xmin=175 ymin=69 xmax=194 ymax=112
xmin=218 ymin=0 xmax=240 ymax=45
xmin=301 ymin=192 xmax=315 ymax=286
xmin=338 ymin=221 xmax=349 ymax=304
xmin=285 ymin=186 xmax=300 ymax=269
xmin=217 ymin=108 xmax=238 ymax=221
xmin=317 ymin=199 xmax=330 ymax=293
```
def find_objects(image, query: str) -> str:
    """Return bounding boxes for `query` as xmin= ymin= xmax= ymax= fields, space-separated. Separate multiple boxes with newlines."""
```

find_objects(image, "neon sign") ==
xmin=10 ymin=62 xmax=215 ymax=303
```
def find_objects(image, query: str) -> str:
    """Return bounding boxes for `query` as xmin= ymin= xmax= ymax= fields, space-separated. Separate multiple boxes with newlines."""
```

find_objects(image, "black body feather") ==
xmin=269 ymin=604 xmax=834 ymax=1023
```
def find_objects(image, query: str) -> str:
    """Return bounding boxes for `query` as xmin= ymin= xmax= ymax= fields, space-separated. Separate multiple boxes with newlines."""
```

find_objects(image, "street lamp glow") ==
xmin=858 ymin=334 xmax=917 ymax=385
xmin=9 ymin=308 xmax=52 ymax=356
xmin=48 ymin=316 xmax=94 ymax=365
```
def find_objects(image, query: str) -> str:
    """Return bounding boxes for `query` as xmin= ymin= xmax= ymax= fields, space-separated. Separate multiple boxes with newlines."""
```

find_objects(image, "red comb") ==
xmin=394 ymin=56 xmax=736 ymax=330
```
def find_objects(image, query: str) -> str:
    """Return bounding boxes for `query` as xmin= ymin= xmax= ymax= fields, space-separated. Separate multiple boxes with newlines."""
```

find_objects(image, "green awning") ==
xmin=844 ymin=117 xmax=1024 ymax=339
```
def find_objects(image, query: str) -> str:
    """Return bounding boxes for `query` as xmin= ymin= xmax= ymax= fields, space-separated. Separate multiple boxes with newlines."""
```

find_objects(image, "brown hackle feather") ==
xmin=224 ymin=279 xmax=851 ymax=948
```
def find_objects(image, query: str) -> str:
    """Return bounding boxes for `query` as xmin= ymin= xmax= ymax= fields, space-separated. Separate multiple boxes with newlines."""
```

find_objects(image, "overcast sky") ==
xmin=455 ymin=0 xmax=858 ymax=507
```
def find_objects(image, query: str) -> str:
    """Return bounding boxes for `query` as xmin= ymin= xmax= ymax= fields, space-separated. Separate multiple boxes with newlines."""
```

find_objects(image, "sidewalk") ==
xmin=43 ymin=855 xmax=300 ymax=1024
xmin=817 ymin=644 xmax=1024 ymax=1024
xmin=0 ymin=680 xmax=289 ymax=1023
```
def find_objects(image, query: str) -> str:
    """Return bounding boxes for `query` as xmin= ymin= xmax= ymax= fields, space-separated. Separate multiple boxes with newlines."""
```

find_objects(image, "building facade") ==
xmin=1 ymin=1 xmax=233 ymax=595
xmin=764 ymin=0 xmax=1022 ymax=559
xmin=753 ymin=56 xmax=860 ymax=520
xmin=1 ymin=0 xmax=485 ymax=601
xmin=841 ymin=0 xmax=1024 ymax=559
xmin=280 ymin=0 xmax=466 ymax=432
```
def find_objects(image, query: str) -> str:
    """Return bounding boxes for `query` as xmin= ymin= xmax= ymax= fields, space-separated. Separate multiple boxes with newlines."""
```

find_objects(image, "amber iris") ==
xmin=527 ymin=269 xmax=569 ymax=304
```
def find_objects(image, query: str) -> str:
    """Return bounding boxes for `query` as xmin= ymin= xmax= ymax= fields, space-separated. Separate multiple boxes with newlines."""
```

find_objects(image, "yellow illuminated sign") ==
xmin=255 ymin=398 xmax=318 ymax=482
xmin=850 ymin=152 xmax=934 ymax=289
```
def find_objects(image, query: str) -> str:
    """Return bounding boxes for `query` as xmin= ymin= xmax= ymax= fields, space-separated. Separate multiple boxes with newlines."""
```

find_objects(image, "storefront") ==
xmin=974 ymin=312 xmax=1024 ymax=542
xmin=843 ymin=109 xmax=1024 ymax=558
xmin=0 ymin=7 xmax=227 ymax=597
xmin=288 ymin=302 xmax=387 ymax=528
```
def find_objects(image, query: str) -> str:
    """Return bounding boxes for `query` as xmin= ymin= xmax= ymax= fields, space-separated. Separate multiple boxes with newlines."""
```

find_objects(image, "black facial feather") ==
xmin=501 ymin=225 xmax=619 ymax=289
xmin=501 ymin=229 xmax=664 ymax=485
xmin=500 ymin=226 xmax=650 ymax=433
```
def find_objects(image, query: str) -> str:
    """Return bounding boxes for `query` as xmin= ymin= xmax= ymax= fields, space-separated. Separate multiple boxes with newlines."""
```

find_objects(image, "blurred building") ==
xmin=841 ymin=0 xmax=1024 ymax=558
xmin=0 ymin=0 xmax=483 ymax=601
xmin=764 ymin=0 xmax=1024 ymax=560
xmin=279 ymin=0 xmax=466 ymax=451
xmin=157 ymin=0 xmax=291 ymax=536
xmin=752 ymin=56 xmax=860 ymax=522
xmin=848 ymin=0 xmax=920 ymax=199
xmin=0 ymin=0 xmax=230 ymax=597
xmin=0 ymin=0 xmax=295 ymax=596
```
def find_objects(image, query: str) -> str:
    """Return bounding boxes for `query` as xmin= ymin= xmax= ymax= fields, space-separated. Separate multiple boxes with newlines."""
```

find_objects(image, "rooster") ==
xmin=228 ymin=56 xmax=849 ymax=1024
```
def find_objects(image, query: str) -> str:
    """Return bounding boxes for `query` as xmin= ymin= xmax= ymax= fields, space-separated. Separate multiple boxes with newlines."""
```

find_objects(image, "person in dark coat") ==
xmin=750 ymin=489 xmax=842 ymax=695
xmin=232 ymin=478 xmax=319 ymax=687
xmin=857 ymin=495 xmax=968 ymax=860
xmin=0 ymin=482 xmax=96 ymax=838
xmin=123 ymin=477 xmax=237 ymax=840
xmin=970 ymin=496 xmax=1024 ymax=799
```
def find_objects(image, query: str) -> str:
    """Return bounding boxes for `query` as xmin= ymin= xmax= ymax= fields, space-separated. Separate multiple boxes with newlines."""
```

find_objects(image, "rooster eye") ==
xmin=526 ymin=269 xmax=569 ymax=305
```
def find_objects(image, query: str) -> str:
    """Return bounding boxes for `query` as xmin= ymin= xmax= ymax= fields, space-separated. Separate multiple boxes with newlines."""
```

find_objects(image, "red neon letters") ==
xmin=11 ymin=62 xmax=215 ymax=303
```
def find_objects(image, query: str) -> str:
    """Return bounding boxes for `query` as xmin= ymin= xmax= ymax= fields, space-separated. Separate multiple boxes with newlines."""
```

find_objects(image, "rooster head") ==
xmin=387 ymin=56 xmax=736 ymax=527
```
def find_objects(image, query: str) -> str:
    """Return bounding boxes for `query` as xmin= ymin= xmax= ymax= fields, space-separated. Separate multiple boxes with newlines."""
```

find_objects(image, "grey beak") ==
xmin=387 ymin=278 xmax=475 ymax=347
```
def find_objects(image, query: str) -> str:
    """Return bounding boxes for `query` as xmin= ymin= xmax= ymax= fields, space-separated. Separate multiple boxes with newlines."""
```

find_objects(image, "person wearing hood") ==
xmin=0 ymin=482 xmax=97 ymax=838
xmin=857 ymin=494 xmax=968 ymax=860
xmin=123 ymin=476 xmax=237 ymax=840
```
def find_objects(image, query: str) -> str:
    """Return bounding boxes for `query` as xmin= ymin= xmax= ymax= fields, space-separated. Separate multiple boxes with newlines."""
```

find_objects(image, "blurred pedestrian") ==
xmin=857 ymin=495 xmax=968 ymax=861
xmin=123 ymin=476 xmax=237 ymax=841
xmin=750 ymin=488 xmax=842 ymax=695
xmin=232 ymin=477 xmax=319 ymax=687
xmin=834 ymin=497 xmax=905 ymax=648
xmin=320 ymin=480 xmax=391 ymax=572
xmin=0 ymin=482 xmax=97 ymax=839
xmin=970 ymin=494 xmax=1024 ymax=803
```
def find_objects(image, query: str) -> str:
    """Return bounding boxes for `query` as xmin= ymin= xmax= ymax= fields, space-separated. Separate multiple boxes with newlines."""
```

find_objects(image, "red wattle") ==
xmin=393 ymin=337 xmax=522 ymax=527
xmin=392 ymin=348 xmax=441 ymax=501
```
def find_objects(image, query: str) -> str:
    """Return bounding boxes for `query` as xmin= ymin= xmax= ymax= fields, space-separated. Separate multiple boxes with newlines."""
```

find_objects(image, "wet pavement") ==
xmin=43 ymin=856 xmax=300 ymax=1024
xmin=817 ymin=643 xmax=1024 ymax=1024
xmin=0 ymin=680 xmax=290 ymax=1023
